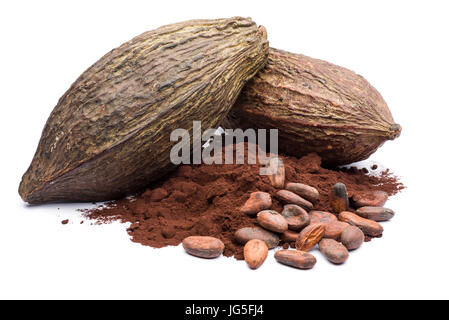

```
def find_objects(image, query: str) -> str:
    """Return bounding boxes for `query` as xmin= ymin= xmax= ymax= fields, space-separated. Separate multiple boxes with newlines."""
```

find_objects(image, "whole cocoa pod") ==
xmin=19 ymin=17 xmax=268 ymax=203
xmin=223 ymin=48 xmax=401 ymax=165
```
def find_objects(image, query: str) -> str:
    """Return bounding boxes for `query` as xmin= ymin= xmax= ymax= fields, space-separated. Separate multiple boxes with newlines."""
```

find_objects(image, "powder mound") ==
xmin=83 ymin=142 xmax=404 ymax=260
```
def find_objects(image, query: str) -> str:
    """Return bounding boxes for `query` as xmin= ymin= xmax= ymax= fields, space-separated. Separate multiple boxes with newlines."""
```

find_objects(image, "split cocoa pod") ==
xmin=19 ymin=17 xmax=269 ymax=203
xmin=223 ymin=47 xmax=401 ymax=165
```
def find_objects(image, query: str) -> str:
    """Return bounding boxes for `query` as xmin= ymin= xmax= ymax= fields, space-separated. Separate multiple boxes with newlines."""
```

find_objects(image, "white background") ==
xmin=1 ymin=0 xmax=448 ymax=299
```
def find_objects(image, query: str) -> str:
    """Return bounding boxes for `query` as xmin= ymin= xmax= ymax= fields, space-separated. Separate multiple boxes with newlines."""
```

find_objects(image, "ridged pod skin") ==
xmin=223 ymin=48 xmax=401 ymax=165
xmin=19 ymin=17 xmax=269 ymax=203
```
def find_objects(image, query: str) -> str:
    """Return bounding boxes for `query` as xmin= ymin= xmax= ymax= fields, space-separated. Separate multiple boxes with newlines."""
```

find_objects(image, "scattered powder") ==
xmin=83 ymin=143 xmax=404 ymax=260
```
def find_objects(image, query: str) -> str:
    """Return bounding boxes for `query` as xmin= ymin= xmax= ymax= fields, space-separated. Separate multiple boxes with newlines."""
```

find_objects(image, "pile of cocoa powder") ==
xmin=83 ymin=143 xmax=403 ymax=260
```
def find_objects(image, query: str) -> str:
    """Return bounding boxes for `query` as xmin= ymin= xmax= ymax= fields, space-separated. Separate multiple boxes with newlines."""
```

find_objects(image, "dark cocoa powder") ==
xmin=83 ymin=143 xmax=403 ymax=260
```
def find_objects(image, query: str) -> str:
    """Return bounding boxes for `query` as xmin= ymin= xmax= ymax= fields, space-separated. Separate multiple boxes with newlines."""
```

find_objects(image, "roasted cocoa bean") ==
xmin=323 ymin=221 xmax=349 ymax=240
xmin=244 ymin=239 xmax=268 ymax=270
xmin=356 ymin=206 xmax=395 ymax=221
xmin=352 ymin=191 xmax=389 ymax=208
xmin=257 ymin=210 xmax=288 ymax=233
xmin=274 ymin=250 xmax=317 ymax=270
xmin=319 ymin=238 xmax=349 ymax=264
xmin=295 ymin=223 xmax=325 ymax=252
xmin=281 ymin=204 xmax=310 ymax=231
xmin=340 ymin=225 xmax=364 ymax=250
xmin=234 ymin=227 xmax=280 ymax=249
xmin=182 ymin=236 xmax=225 ymax=259
xmin=309 ymin=210 xmax=338 ymax=224
xmin=281 ymin=230 xmax=300 ymax=243
xmin=276 ymin=190 xmax=313 ymax=211
xmin=240 ymin=191 xmax=272 ymax=215
xmin=267 ymin=157 xmax=285 ymax=189
xmin=285 ymin=183 xmax=319 ymax=203
xmin=339 ymin=211 xmax=384 ymax=237
xmin=329 ymin=183 xmax=349 ymax=214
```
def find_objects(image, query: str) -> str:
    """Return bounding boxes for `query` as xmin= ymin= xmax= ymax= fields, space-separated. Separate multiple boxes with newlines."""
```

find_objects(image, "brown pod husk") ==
xmin=222 ymin=48 xmax=401 ymax=165
xmin=19 ymin=17 xmax=269 ymax=203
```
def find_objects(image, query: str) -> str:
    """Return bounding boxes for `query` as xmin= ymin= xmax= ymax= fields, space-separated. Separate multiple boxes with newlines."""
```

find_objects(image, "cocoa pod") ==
xmin=267 ymin=157 xmax=285 ymax=189
xmin=182 ymin=236 xmax=225 ymax=259
xmin=319 ymin=239 xmax=349 ymax=264
xmin=281 ymin=204 xmax=310 ymax=231
xmin=234 ymin=227 xmax=280 ymax=249
xmin=285 ymin=182 xmax=319 ymax=203
xmin=257 ymin=210 xmax=288 ymax=233
xmin=244 ymin=239 xmax=268 ymax=270
xmin=356 ymin=206 xmax=395 ymax=221
xmin=274 ymin=250 xmax=317 ymax=270
xmin=309 ymin=210 xmax=338 ymax=224
xmin=352 ymin=191 xmax=389 ymax=208
xmin=340 ymin=225 xmax=364 ymax=250
xmin=329 ymin=183 xmax=349 ymax=214
xmin=276 ymin=190 xmax=313 ymax=211
xmin=222 ymin=47 xmax=401 ymax=166
xmin=323 ymin=221 xmax=349 ymax=240
xmin=339 ymin=211 xmax=383 ymax=237
xmin=295 ymin=223 xmax=325 ymax=252
xmin=240 ymin=191 xmax=272 ymax=215
xmin=19 ymin=17 xmax=269 ymax=203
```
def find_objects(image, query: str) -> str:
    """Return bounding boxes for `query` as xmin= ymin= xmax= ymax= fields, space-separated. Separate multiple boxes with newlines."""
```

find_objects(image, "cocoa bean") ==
xmin=340 ymin=225 xmax=364 ymax=250
xmin=356 ymin=206 xmax=395 ymax=221
xmin=267 ymin=158 xmax=285 ymax=189
xmin=276 ymin=190 xmax=313 ymax=211
xmin=182 ymin=236 xmax=225 ymax=259
xmin=330 ymin=183 xmax=349 ymax=214
xmin=319 ymin=239 xmax=349 ymax=264
xmin=285 ymin=182 xmax=319 ymax=203
xmin=240 ymin=192 xmax=272 ymax=215
xmin=257 ymin=210 xmax=288 ymax=233
xmin=281 ymin=204 xmax=310 ymax=231
xmin=352 ymin=191 xmax=389 ymax=208
xmin=281 ymin=230 xmax=300 ymax=243
xmin=323 ymin=221 xmax=349 ymax=240
xmin=339 ymin=211 xmax=383 ymax=237
xmin=244 ymin=239 xmax=268 ymax=270
xmin=309 ymin=210 xmax=338 ymax=224
xmin=234 ymin=227 xmax=280 ymax=249
xmin=19 ymin=17 xmax=269 ymax=203
xmin=295 ymin=223 xmax=325 ymax=252
xmin=222 ymin=47 xmax=401 ymax=166
xmin=274 ymin=250 xmax=317 ymax=270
